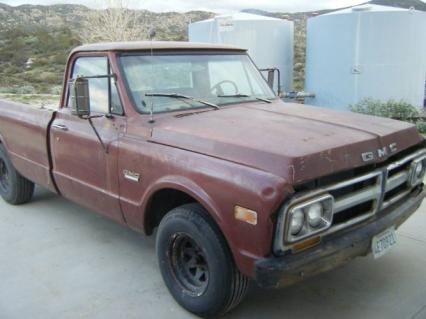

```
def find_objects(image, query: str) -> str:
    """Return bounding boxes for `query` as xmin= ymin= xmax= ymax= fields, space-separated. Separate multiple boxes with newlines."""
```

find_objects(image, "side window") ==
xmin=68 ymin=56 xmax=123 ymax=115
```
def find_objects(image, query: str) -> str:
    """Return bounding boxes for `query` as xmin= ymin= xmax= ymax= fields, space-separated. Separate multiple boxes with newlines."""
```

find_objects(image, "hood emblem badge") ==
xmin=361 ymin=143 xmax=397 ymax=162
xmin=123 ymin=170 xmax=141 ymax=182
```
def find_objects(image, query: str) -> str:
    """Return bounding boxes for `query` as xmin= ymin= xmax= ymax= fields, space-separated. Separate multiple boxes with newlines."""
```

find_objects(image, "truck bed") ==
xmin=0 ymin=99 xmax=56 ymax=192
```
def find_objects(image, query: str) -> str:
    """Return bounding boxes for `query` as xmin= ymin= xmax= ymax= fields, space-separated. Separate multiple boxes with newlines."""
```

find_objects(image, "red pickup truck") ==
xmin=0 ymin=41 xmax=425 ymax=318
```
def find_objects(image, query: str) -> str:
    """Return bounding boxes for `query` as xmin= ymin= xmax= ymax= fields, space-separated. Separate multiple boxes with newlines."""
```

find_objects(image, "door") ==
xmin=50 ymin=55 xmax=126 ymax=223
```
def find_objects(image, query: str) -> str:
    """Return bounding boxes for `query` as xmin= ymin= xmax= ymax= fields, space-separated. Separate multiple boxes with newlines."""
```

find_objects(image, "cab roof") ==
xmin=71 ymin=41 xmax=246 ymax=54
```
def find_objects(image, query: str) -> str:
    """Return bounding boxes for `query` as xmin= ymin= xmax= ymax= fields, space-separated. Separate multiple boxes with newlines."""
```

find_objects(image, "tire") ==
xmin=0 ymin=144 xmax=34 ymax=205
xmin=156 ymin=203 xmax=249 ymax=318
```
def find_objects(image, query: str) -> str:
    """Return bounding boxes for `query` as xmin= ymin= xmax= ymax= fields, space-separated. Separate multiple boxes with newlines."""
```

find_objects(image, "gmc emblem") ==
xmin=361 ymin=143 xmax=398 ymax=162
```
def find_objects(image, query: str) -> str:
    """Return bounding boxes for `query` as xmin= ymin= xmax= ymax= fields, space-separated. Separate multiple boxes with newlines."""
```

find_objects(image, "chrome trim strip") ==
xmin=123 ymin=170 xmax=140 ymax=182
xmin=382 ymin=190 xmax=411 ymax=209
xmin=327 ymin=171 xmax=381 ymax=191
xmin=333 ymin=185 xmax=379 ymax=213
xmin=385 ymin=171 xmax=409 ymax=192
xmin=387 ymin=149 xmax=426 ymax=171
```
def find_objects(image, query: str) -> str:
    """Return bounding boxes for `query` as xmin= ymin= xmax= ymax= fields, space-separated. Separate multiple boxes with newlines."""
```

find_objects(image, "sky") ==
xmin=0 ymin=0 xmax=396 ymax=13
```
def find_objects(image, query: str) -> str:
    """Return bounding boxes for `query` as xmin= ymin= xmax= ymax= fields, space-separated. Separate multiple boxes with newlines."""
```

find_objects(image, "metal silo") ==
xmin=305 ymin=5 xmax=426 ymax=111
xmin=189 ymin=13 xmax=294 ymax=93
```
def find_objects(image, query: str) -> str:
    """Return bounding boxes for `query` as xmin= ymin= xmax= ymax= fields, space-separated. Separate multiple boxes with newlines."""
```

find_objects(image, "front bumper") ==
xmin=255 ymin=186 xmax=426 ymax=288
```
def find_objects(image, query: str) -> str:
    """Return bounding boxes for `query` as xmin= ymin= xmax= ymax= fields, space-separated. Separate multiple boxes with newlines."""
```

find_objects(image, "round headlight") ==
xmin=416 ymin=161 xmax=424 ymax=178
xmin=307 ymin=202 xmax=323 ymax=227
xmin=290 ymin=209 xmax=304 ymax=235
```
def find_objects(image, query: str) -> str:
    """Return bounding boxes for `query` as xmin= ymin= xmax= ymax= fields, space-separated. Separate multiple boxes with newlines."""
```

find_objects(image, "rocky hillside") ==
xmin=0 ymin=3 xmax=214 ymax=93
xmin=0 ymin=3 xmax=214 ymax=36
xmin=0 ymin=0 xmax=424 ymax=94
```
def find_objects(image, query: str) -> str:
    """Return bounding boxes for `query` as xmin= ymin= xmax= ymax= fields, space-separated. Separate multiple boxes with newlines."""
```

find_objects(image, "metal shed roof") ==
xmin=325 ymin=4 xmax=417 ymax=15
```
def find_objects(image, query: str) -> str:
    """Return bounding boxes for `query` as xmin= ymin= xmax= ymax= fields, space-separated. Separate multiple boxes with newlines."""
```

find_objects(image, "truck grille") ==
xmin=328 ymin=171 xmax=382 ymax=230
xmin=274 ymin=147 xmax=426 ymax=254
xmin=317 ymin=149 xmax=426 ymax=233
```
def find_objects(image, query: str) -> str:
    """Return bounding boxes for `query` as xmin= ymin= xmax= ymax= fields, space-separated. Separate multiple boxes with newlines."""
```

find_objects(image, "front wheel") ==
xmin=156 ymin=203 xmax=249 ymax=318
xmin=0 ymin=144 xmax=34 ymax=205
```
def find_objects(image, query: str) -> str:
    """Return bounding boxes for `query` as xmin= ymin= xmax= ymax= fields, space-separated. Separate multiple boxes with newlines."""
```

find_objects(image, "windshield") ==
xmin=119 ymin=53 xmax=276 ymax=113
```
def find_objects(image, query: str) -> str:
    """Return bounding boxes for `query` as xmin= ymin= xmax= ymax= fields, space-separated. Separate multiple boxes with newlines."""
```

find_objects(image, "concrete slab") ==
xmin=0 ymin=187 xmax=426 ymax=319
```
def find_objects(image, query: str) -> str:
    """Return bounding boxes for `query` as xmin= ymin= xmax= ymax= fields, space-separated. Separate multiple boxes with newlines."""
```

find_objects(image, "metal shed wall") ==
xmin=305 ymin=5 xmax=426 ymax=111
xmin=189 ymin=13 xmax=294 ymax=92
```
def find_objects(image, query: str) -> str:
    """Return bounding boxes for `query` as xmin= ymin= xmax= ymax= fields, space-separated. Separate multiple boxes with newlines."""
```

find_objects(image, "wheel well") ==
xmin=144 ymin=188 xmax=197 ymax=235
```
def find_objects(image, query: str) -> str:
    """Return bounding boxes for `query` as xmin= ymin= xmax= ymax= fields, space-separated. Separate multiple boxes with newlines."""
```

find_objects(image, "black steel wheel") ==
xmin=0 ymin=144 xmax=34 ymax=205
xmin=156 ymin=203 xmax=249 ymax=318
xmin=170 ymin=233 xmax=209 ymax=296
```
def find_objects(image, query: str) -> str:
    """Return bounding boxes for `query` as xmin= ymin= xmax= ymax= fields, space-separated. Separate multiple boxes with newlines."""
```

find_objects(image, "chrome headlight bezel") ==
xmin=274 ymin=191 xmax=334 ymax=254
xmin=409 ymin=155 xmax=426 ymax=187
xmin=283 ymin=194 xmax=334 ymax=244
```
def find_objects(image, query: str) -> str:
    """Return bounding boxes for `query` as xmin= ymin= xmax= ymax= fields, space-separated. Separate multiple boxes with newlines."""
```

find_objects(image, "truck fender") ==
xmin=0 ymin=132 xmax=8 ymax=149
xmin=141 ymin=175 xmax=224 ymax=229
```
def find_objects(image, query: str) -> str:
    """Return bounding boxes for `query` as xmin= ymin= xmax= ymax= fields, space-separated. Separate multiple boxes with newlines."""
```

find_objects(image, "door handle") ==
xmin=52 ymin=123 xmax=69 ymax=131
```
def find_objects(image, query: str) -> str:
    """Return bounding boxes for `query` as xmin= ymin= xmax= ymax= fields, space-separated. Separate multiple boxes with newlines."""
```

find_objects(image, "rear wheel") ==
xmin=0 ymin=144 xmax=34 ymax=205
xmin=156 ymin=203 xmax=249 ymax=318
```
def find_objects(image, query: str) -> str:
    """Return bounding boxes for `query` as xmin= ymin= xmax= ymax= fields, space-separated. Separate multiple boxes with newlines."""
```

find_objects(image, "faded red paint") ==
xmin=0 ymin=42 xmax=423 ymax=277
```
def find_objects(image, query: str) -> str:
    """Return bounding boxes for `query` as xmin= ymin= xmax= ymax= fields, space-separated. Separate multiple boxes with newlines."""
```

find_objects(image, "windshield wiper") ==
xmin=217 ymin=94 xmax=272 ymax=104
xmin=145 ymin=93 xmax=220 ymax=110
xmin=217 ymin=94 xmax=250 ymax=98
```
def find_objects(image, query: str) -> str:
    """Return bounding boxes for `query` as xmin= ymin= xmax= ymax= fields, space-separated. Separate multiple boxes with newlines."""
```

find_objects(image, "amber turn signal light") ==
xmin=234 ymin=206 xmax=257 ymax=225
xmin=292 ymin=236 xmax=321 ymax=252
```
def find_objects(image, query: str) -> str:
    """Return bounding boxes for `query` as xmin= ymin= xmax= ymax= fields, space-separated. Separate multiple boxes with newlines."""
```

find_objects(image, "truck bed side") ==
xmin=0 ymin=99 xmax=56 ymax=192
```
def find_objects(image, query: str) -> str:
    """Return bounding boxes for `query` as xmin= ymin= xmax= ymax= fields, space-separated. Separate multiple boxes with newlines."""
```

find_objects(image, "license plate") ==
xmin=371 ymin=227 xmax=397 ymax=259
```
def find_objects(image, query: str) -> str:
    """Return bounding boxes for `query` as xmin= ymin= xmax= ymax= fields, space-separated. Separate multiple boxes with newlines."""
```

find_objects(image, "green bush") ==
xmin=15 ymin=85 xmax=36 ymax=94
xmin=350 ymin=98 xmax=419 ymax=122
xmin=0 ymin=25 xmax=79 ymax=94
xmin=50 ymin=86 xmax=62 ymax=95
xmin=416 ymin=122 xmax=426 ymax=134
xmin=38 ymin=71 xmax=58 ymax=83
xmin=0 ymin=87 xmax=15 ymax=94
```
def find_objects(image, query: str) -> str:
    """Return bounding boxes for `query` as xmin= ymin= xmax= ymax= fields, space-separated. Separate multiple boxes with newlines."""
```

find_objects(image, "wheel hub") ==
xmin=170 ymin=233 xmax=209 ymax=295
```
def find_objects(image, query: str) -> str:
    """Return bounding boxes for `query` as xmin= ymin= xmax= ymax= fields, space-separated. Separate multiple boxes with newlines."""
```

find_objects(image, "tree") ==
xmin=80 ymin=0 xmax=148 ymax=43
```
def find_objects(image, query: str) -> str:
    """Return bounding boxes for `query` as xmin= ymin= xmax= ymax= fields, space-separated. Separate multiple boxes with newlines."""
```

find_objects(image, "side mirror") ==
xmin=71 ymin=77 xmax=91 ymax=117
xmin=260 ymin=67 xmax=282 ymax=96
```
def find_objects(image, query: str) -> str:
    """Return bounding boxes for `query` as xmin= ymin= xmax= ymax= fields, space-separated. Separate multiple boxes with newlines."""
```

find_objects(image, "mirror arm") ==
xmin=73 ymin=74 xmax=117 ymax=81
xmin=81 ymin=115 xmax=109 ymax=154
xmin=88 ymin=117 xmax=108 ymax=154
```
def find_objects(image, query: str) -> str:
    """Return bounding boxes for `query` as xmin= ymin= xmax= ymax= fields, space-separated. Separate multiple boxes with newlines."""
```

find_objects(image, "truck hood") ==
xmin=149 ymin=101 xmax=422 ymax=184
